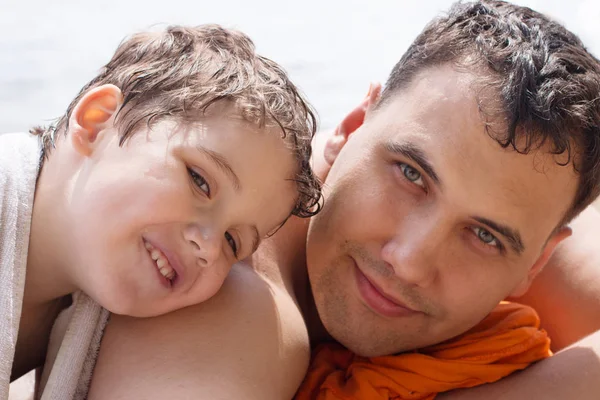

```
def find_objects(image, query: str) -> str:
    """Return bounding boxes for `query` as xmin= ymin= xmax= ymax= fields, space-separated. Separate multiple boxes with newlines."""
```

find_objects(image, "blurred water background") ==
xmin=1 ymin=0 xmax=599 ymax=134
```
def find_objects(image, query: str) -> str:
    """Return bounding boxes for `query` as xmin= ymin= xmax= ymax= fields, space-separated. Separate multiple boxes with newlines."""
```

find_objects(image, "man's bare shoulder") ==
xmin=438 ymin=330 xmax=600 ymax=400
xmin=88 ymin=264 xmax=310 ymax=400
xmin=516 ymin=205 xmax=600 ymax=350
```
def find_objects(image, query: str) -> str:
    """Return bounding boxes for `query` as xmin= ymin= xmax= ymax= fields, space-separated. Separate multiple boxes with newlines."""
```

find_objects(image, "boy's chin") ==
xmin=87 ymin=290 xmax=153 ymax=317
xmin=101 ymin=295 xmax=190 ymax=318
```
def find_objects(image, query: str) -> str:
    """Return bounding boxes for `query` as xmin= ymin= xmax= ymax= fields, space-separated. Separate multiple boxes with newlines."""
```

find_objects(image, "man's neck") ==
xmin=297 ymin=276 xmax=333 ymax=345
xmin=253 ymin=212 xmax=333 ymax=345
xmin=271 ymin=216 xmax=333 ymax=346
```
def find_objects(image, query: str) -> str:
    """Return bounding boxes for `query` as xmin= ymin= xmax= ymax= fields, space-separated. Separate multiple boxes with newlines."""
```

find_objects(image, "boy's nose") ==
xmin=183 ymin=224 xmax=221 ymax=267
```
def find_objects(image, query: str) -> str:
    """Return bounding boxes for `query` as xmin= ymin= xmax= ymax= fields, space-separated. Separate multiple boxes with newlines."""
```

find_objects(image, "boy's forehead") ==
xmin=164 ymin=114 xmax=269 ymax=143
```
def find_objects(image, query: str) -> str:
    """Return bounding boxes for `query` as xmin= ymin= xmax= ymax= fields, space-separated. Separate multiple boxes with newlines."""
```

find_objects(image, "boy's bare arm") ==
xmin=87 ymin=264 xmax=310 ymax=400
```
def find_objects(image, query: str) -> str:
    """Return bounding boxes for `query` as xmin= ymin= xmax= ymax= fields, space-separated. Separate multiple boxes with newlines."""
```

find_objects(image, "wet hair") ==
xmin=379 ymin=0 xmax=600 ymax=224
xmin=31 ymin=24 xmax=322 ymax=218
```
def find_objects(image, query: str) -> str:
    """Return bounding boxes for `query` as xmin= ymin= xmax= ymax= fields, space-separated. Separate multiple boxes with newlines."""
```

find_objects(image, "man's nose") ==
xmin=183 ymin=223 xmax=222 ymax=267
xmin=380 ymin=220 xmax=441 ymax=288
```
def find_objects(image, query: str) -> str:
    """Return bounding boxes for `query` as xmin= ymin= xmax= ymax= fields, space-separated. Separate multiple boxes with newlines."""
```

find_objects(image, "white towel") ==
xmin=0 ymin=132 xmax=109 ymax=400
xmin=0 ymin=132 xmax=41 ymax=399
xmin=39 ymin=292 xmax=109 ymax=400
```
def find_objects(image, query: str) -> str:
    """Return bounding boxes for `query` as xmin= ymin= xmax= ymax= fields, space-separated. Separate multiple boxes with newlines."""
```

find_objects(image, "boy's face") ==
xmin=306 ymin=65 xmax=576 ymax=357
xmin=66 ymin=111 xmax=297 ymax=317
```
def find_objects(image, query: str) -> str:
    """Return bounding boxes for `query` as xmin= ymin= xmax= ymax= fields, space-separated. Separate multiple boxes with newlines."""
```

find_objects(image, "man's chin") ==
xmin=338 ymin=338 xmax=397 ymax=358
xmin=324 ymin=323 xmax=400 ymax=357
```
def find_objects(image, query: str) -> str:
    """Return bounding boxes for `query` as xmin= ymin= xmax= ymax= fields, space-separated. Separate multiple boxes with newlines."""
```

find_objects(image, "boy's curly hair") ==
xmin=32 ymin=24 xmax=322 ymax=218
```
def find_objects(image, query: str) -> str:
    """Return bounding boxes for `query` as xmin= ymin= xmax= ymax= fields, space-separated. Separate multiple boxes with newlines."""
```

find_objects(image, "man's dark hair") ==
xmin=380 ymin=0 xmax=600 ymax=224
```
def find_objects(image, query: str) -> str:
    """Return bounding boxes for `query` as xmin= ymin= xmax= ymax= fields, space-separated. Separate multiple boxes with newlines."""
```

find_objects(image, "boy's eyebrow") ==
xmin=472 ymin=216 xmax=525 ymax=254
xmin=196 ymin=146 xmax=241 ymax=192
xmin=384 ymin=141 xmax=442 ymax=188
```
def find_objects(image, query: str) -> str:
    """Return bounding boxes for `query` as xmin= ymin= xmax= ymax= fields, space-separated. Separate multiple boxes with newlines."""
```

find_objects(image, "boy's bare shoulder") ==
xmin=88 ymin=263 xmax=310 ymax=400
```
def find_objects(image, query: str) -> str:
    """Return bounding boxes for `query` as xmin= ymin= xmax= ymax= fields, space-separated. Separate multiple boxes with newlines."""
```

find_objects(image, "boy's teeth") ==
xmin=160 ymin=267 xmax=175 ymax=280
xmin=157 ymin=258 xmax=175 ymax=280
xmin=151 ymin=250 xmax=161 ymax=261
xmin=145 ymin=241 xmax=176 ymax=281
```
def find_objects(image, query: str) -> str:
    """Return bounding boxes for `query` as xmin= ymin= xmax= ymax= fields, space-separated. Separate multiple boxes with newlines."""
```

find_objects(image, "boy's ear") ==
xmin=69 ymin=84 xmax=123 ymax=157
xmin=323 ymin=82 xmax=382 ymax=167
xmin=509 ymin=226 xmax=572 ymax=298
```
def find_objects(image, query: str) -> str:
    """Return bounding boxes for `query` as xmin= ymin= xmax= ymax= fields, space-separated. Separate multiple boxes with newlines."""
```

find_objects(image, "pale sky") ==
xmin=1 ymin=0 xmax=599 ymax=131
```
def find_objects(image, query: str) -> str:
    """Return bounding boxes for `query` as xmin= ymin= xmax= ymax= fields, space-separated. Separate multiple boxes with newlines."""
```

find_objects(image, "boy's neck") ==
xmin=24 ymin=142 xmax=79 ymax=308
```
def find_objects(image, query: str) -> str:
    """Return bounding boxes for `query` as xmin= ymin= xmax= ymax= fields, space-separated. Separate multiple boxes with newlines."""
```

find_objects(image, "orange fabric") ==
xmin=295 ymin=302 xmax=551 ymax=400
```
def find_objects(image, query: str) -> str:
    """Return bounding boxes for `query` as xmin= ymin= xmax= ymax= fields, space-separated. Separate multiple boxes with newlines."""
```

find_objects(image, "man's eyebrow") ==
xmin=196 ymin=146 xmax=241 ymax=192
xmin=472 ymin=216 xmax=525 ymax=254
xmin=383 ymin=141 xmax=441 ymax=187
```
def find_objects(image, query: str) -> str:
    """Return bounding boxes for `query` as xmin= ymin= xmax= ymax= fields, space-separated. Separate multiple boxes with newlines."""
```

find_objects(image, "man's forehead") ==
xmin=366 ymin=69 xmax=483 ymax=143
xmin=376 ymin=65 xmax=479 ymax=112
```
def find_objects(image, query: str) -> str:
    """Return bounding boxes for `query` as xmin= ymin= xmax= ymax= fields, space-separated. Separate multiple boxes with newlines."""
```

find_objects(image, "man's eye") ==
xmin=399 ymin=163 xmax=424 ymax=187
xmin=188 ymin=168 xmax=210 ymax=196
xmin=473 ymin=227 xmax=498 ymax=247
xmin=225 ymin=231 xmax=238 ymax=258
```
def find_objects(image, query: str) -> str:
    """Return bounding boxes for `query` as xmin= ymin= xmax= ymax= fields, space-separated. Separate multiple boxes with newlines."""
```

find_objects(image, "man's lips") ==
xmin=353 ymin=260 xmax=420 ymax=318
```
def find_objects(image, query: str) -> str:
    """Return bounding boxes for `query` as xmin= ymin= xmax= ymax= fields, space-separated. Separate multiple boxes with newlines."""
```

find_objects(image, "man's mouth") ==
xmin=144 ymin=241 xmax=176 ymax=281
xmin=353 ymin=260 xmax=421 ymax=318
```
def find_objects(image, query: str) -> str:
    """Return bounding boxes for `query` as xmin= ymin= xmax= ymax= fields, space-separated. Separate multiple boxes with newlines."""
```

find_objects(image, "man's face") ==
xmin=306 ymin=65 xmax=577 ymax=357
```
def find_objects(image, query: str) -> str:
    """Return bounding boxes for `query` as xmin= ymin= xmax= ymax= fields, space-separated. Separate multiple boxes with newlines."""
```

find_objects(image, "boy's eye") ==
xmin=188 ymin=168 xmax=210 ymax=196
xmin=224 ymin=231 xmax=238 ymax=258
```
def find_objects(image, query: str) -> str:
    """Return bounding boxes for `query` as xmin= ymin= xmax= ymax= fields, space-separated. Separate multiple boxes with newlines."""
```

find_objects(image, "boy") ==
xmin=0 ymin=24 xmax=322 ymax=396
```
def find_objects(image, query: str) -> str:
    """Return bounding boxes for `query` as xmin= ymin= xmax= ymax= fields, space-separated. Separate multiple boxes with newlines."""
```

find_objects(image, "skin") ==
xmin=13 ymin=84 xmax=299 ymax=380
xmin=511 ymin=203 xmax=600 ymax=351
xmin=85 ymin=67 xmax=600 ymax=400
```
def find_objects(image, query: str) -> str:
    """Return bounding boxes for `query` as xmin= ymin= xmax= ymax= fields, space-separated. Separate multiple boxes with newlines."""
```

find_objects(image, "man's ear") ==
xmin=509 ymin=226 xmax=572 ymax=298
xmin=69 ymin=84 xmax=123 ymax=157
xmin=323 ymin=82 xmax=382 ymax=167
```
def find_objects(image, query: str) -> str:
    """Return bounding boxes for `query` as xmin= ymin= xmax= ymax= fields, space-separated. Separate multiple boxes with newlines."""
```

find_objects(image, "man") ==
xmin=86 ymin=1 xmax=600 ymax=398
